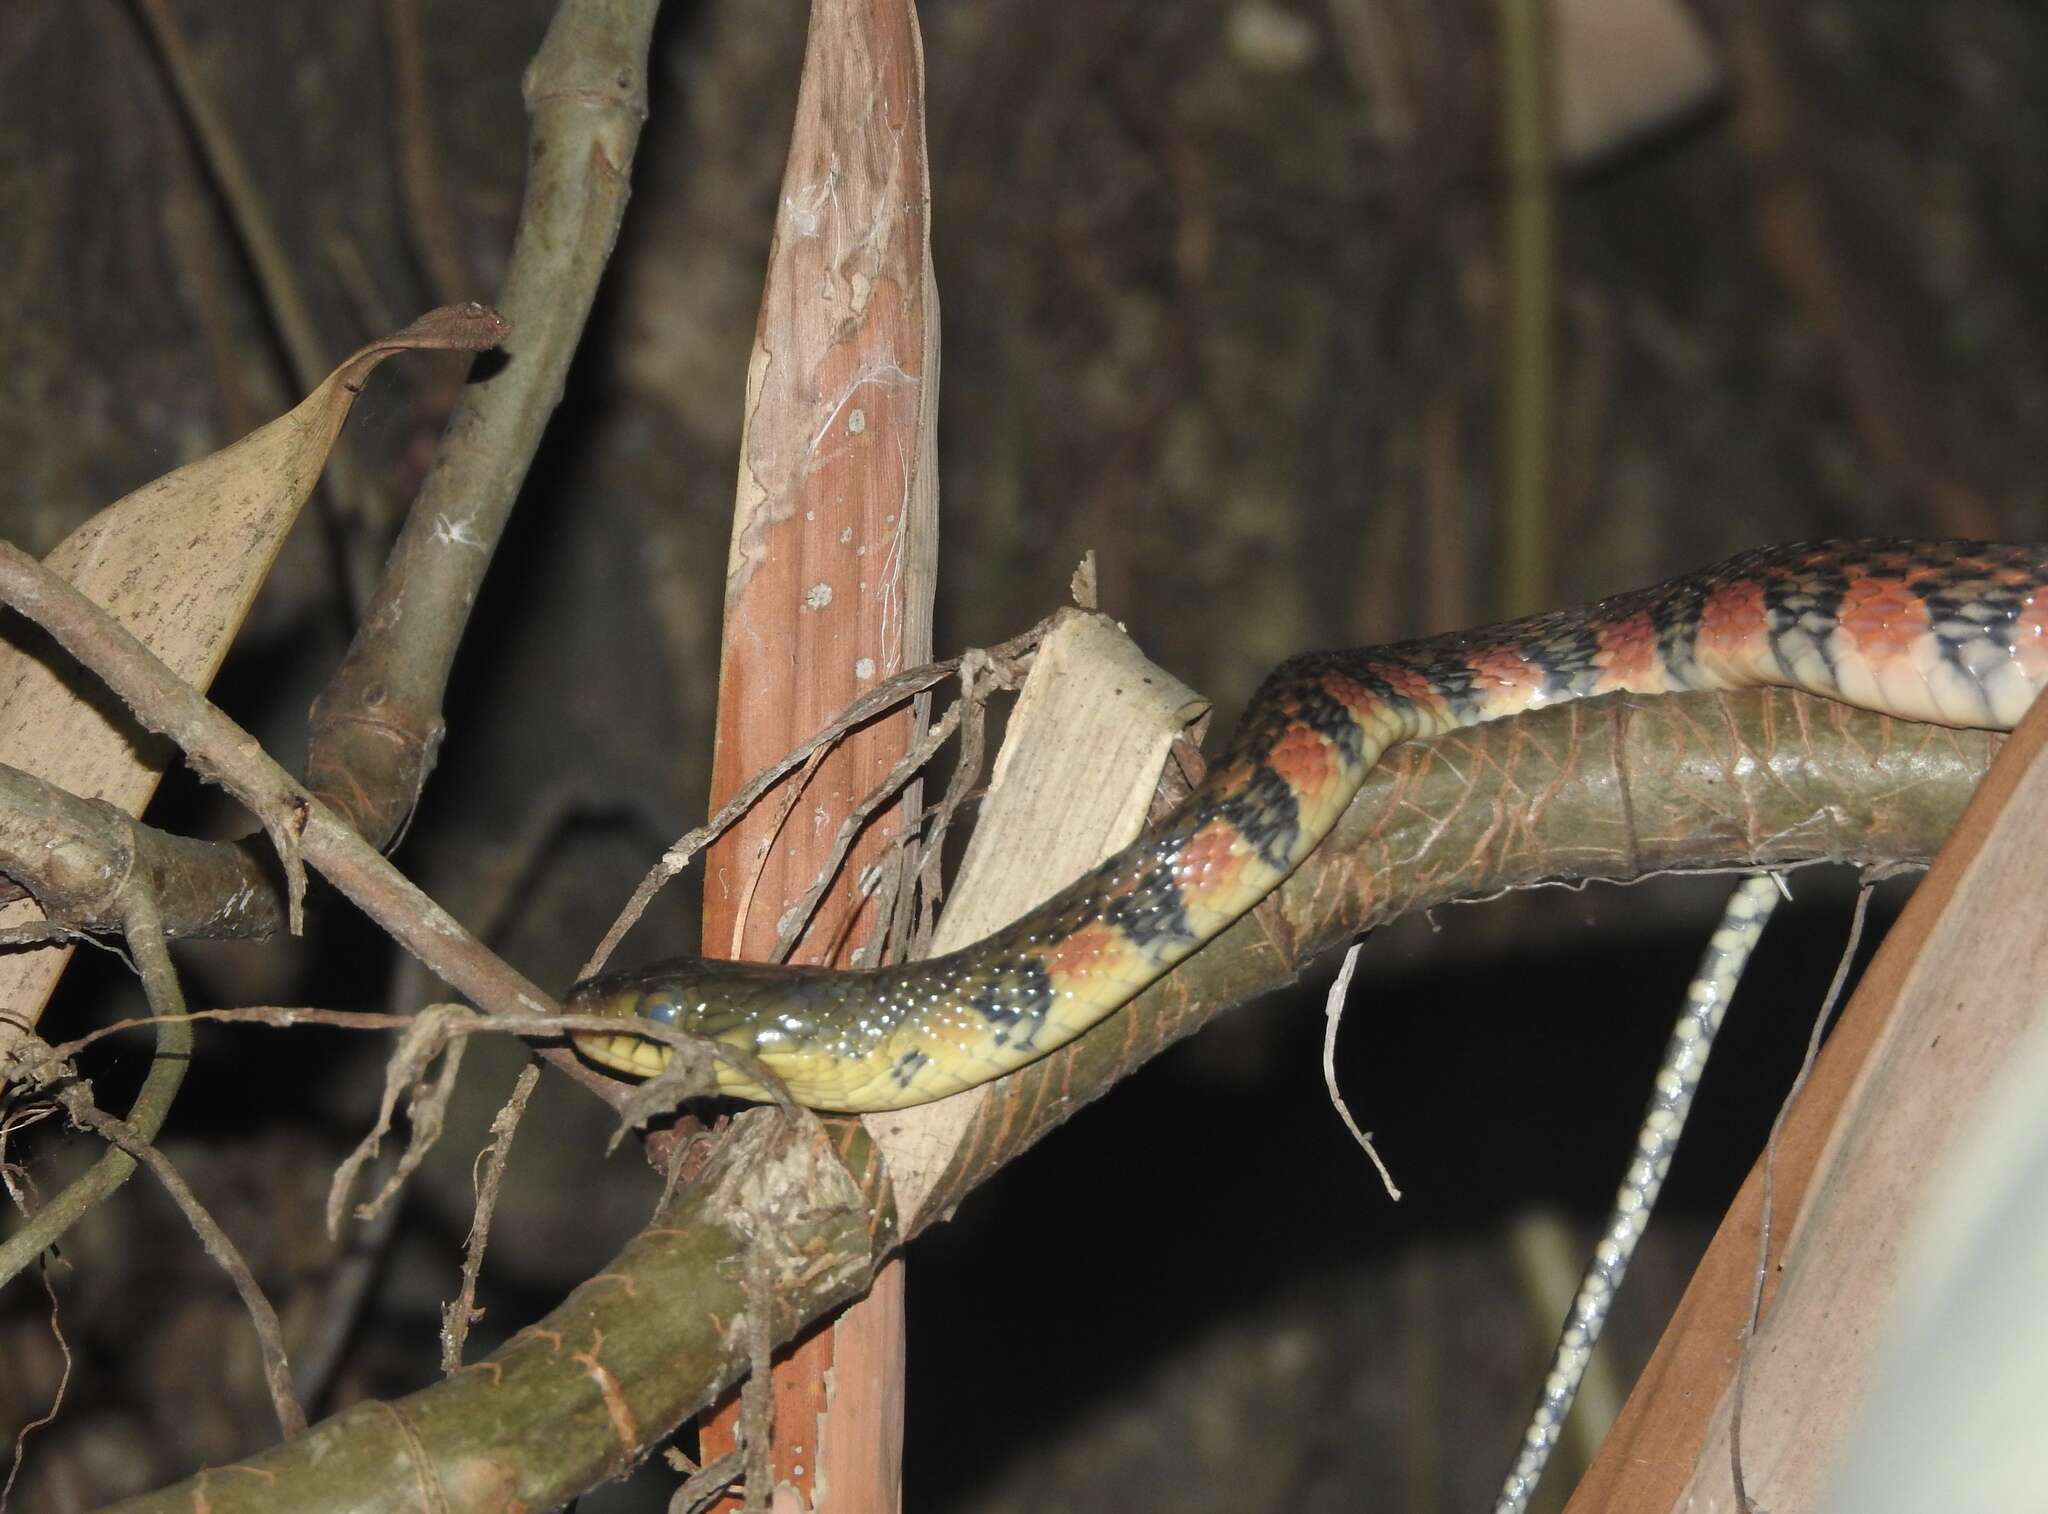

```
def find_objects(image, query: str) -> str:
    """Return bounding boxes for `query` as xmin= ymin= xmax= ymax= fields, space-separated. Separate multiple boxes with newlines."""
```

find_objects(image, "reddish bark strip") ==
xmin=695 ymin=0 xmax=938 ymax=1507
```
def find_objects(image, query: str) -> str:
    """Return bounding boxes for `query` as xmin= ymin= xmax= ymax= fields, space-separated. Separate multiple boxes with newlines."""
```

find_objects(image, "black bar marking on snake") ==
xmin=968 ymin=957 xmax=1054 ymax=1050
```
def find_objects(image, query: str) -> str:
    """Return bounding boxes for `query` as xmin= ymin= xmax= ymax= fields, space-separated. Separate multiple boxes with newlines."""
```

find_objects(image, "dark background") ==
xmin=2 ymin=1 xmax=2043 ymax=1509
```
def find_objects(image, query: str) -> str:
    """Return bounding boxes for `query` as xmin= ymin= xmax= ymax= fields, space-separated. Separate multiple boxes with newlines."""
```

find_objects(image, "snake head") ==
xmin=566 ymin=966 xmax=695 ymax=1079
xmin=565 ymin=956 xmax=846 ymax=1095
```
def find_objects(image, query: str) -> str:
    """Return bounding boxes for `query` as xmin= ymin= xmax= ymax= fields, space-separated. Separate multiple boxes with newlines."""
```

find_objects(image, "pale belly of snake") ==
xmin=569 ymin=540 xmax=2048 ymax=1111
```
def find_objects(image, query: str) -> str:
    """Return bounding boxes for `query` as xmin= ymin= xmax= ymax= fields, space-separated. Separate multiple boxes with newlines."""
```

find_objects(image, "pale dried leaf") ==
xmin=0 ymin=306 xmax=506 ymax=1041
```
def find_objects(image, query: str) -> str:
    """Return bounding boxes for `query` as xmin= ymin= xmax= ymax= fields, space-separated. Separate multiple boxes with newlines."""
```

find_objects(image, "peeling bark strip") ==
xmin=697 ymin=0 xmax=939 ymax=1502
xmin=710 ymin=0 xmax=938 ymax=964
xmin=723 ymin=0 xmax=937 ymax=624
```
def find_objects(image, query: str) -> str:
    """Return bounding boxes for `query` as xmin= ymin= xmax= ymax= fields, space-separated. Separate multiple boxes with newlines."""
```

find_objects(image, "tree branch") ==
xmin=0 ymin=763 xmax=285 ymax=942
xmin=304 ymin=0 xmax=664 ymax=847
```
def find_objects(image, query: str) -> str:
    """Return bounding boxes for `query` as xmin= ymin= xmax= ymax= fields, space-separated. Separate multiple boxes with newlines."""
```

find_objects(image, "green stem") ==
xmin=1497 ymin=0 xmax=1555 ymax=617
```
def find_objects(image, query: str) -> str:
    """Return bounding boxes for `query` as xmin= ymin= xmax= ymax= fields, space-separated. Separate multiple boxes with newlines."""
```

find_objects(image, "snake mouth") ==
xmin=572 ymin=1022 xmax=797 ymax=1108
xmin=564 ymin=969 xmax=683 ymax=1078
xmin=572 ymin=1028 xmax=672 ymax=1077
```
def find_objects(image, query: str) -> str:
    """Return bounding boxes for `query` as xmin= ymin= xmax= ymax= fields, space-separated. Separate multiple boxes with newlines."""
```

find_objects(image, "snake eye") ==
xmin=641 ymin=994 xmax=684 ymax=1026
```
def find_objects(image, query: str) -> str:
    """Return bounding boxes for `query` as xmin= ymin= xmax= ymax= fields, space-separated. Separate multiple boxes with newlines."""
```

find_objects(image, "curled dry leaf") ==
xmin=0 ymin=305 xmax=508 ymax=1045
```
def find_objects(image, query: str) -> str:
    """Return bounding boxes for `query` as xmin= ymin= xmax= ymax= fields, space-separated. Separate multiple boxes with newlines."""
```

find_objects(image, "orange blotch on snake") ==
xmin=1263 ymin=718 xmax=1339 ymax=797
xmin=1836 ymin=572 xmax=1931 ymax=660
xmin=1466 ymin=643 xmax=1546 ymax=702
xmin=1173 ymin=818 xmax=1251 ymax=898
xmin=1698 ymin=580 xmax=1769 ymax=657
xmin=1594 ymin=611 xmax=1660 ymax=685
xmin=1044 ymin=921 xmax=1128 ymax=984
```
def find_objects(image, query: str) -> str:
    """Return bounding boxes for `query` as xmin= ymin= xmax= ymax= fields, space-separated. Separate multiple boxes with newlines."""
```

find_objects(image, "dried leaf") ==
xmin=0 ymin=305 xmax=508 ymax=1038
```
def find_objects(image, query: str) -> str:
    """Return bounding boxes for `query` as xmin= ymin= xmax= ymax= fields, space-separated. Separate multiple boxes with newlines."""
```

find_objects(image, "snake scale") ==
xmin=570 ymin=539 xmax=2048 ymax=1111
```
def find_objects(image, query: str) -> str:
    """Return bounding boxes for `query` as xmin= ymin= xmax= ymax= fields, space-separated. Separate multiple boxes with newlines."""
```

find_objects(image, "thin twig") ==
xmin=441 ymin=1060 xmax=541 ymax=1371
xmin=727 ymin=744 xmax=832 ymax=962
xmin=73 ymin=1099 xmax=305 ymax=1436
xmin=1729 ymin=882 xmax=1873 ymax=1512
xmin=1 ymin=1256 xmax=67 ymax=1514
xmin=667 ymin=1450 xmax=745 ymax=1514
xmin=34 ymin=997 xmax=792 ymax=1177
xmin=0 ymin=923 xmax=123 ymax=958
xmin=767 ymin=699 xmax=965 ymax=965
xmin=1320 ymin=941 xmax=1401 ymax=1200
xmin=913 ymin=650 xmax=1005 ymax=954
xmin=38 ymin=1004 xmax=761 ymax=1083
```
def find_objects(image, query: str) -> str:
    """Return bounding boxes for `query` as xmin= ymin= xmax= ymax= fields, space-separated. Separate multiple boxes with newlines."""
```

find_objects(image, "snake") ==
xmin=569 ymin=539 xmax=2048 ymax=1111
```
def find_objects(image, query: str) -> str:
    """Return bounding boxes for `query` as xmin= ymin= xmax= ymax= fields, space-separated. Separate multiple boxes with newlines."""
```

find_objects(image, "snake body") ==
xmin=571 ymin=540 xmax=2048 ymax=1110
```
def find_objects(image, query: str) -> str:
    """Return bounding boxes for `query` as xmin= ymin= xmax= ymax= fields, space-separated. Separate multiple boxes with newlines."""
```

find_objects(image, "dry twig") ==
xmin=441 ymin=1061 xmax=542 ymax=1372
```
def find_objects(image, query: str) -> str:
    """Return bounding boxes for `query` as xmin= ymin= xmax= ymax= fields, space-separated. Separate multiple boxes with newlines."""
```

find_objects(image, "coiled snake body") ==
xmin=571 ymin=540 xmax=2048 ymax=1111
